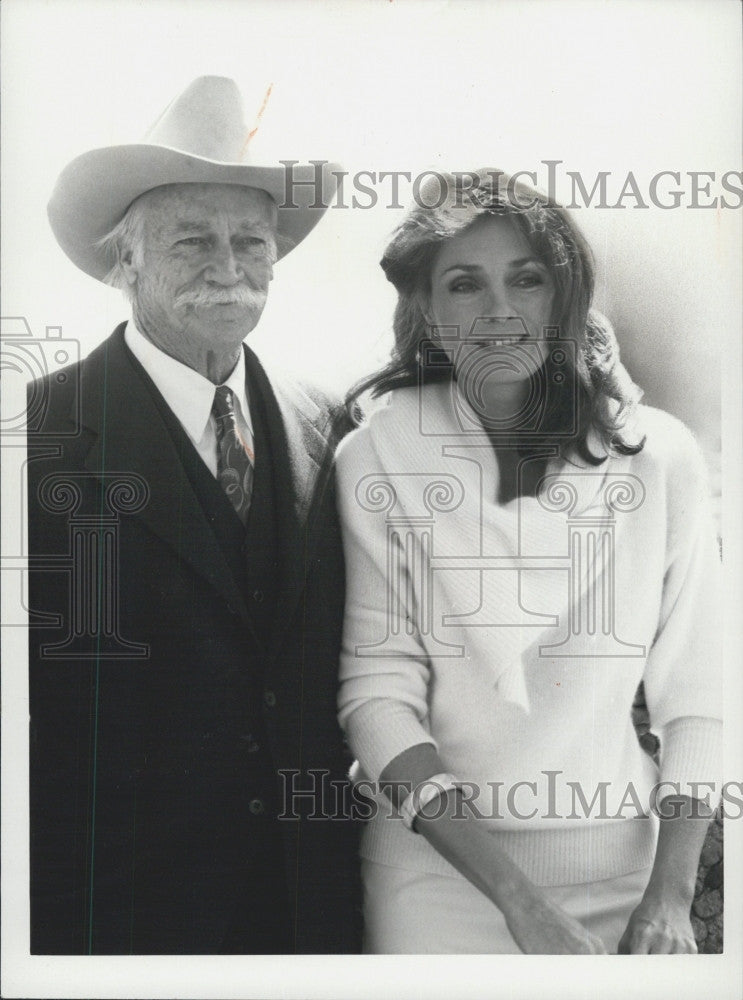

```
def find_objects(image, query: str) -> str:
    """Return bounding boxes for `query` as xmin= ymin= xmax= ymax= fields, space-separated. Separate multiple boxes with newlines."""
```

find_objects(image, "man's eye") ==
xmin=235 ymin=236 xmax=265 ymax=251
xmin=177 ymin=237 xmax=208 ymax=248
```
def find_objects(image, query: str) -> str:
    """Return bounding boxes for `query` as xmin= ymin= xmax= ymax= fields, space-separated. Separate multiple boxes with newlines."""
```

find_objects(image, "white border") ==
xmin=2 ymin=1 xmax=742 ymax=997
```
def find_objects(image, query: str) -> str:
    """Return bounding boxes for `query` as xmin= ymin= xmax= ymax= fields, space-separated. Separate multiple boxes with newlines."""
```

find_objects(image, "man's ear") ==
xmin=119 ymin=247 xmax=139 ymax=289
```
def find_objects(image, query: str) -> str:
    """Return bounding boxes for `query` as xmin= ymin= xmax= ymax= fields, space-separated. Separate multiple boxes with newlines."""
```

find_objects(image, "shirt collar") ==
xmin=124 ymin=319 xmax=252 ymax=447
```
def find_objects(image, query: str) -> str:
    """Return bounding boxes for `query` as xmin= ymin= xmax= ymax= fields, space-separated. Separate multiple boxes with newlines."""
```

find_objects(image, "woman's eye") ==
xmin=449 ymin=279 xmax=478 ymax=293
xmin=513 ymin=273 xmax=545 ymax=289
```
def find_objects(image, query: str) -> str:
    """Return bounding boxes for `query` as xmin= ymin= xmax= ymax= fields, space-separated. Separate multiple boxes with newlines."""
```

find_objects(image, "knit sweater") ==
xmin=336 ymin=382 xmax=722 ymax=887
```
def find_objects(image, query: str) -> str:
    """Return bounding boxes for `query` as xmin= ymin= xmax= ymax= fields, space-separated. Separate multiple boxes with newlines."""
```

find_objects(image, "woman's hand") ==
xmin=503 ymin=881 xmax=607 ymax=954
xmin=380 ymin=746 xmax=609 ymax=954
xmin=617 ymin=897 xmax=697 ymax=954
xmin=616 ymin=795 xmax=712 ymax=953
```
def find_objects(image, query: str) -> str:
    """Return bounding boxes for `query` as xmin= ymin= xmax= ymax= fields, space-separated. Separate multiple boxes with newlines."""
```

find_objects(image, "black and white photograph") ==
xmin=1 ymin=1 xmax=741 ymax=998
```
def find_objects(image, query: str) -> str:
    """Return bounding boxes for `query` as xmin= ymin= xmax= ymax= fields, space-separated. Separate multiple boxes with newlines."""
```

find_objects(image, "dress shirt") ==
xmin=125 ymin=320 xmax=254 ymax=478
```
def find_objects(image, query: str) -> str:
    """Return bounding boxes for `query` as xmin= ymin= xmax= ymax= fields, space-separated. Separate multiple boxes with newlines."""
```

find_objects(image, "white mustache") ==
xmin=174 ymin=285 xmax=265 ymax=309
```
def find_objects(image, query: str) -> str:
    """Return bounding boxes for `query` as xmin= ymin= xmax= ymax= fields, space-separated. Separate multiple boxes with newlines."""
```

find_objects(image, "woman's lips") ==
xmin=465 ymin=317 xmax=531 ymax=347
xmin=467 ymin=333 xmax=530 ymax=347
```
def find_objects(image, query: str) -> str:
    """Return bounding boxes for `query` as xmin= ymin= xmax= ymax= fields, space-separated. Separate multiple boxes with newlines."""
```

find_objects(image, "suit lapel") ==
xmin=243 ymin=347 xmax=339 ymax=663
xmin=78 ymin=326 xmax=254 ymax=629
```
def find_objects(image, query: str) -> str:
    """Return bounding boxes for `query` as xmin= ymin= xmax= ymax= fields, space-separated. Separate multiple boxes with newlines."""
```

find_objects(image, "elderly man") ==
xmin=27 ymin=77 xmax=360 ymax=954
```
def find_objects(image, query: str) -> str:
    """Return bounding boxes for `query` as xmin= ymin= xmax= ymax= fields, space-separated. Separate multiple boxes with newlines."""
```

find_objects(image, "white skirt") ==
xmin=361 ymin=857 xmax=652 ymax=954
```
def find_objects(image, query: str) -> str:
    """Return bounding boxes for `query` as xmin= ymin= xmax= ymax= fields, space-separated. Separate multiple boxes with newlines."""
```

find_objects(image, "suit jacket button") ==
xmin=263 ymin=689 xmax=277 ymax=709
xmin=252 ymin=589 xmax=264 ymax=604
xmin=249 ymin=797 xmax=265 ymax=816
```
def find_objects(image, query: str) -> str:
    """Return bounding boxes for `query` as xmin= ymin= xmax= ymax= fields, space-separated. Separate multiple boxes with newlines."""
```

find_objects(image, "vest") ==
xmin=134 ymin=350 xmax=293 ymax=951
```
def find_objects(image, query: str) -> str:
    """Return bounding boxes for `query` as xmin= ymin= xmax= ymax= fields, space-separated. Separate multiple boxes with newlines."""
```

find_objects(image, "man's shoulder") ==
xmin=290 ymin=377 xmax=344 ymax=417
xmin=27 ymin=356 xmax=85 ymax=435
xmin=249 ymin=352 xmax=354 ymax=445
xmin=288 ymin=377 xmax=355 ymax=448
xmin=26 ymin=325 xmax=127 ymax=436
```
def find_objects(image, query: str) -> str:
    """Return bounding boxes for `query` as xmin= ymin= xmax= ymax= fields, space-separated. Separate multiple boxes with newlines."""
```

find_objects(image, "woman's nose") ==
xmin=483 ymin=284 xmax=510 ymax=317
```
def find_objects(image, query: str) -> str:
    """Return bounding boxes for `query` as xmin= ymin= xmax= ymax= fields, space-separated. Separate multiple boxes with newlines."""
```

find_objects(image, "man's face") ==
xmin=124 ymin=183 xmax=277 ymax=365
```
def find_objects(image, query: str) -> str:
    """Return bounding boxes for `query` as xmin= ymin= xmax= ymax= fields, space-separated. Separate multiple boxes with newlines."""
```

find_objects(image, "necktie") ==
xmin=212 ymin=385 xmax=254 ymax=524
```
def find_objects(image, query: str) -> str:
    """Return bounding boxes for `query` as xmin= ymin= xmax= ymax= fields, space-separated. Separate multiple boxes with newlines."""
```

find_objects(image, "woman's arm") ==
xmin=618 ymin=795 xmax=713 ymax=953
xmin=380 ymin=743 xmax=607 ymax=955
xmin=629 ymin=420 xmax=724 ymax=952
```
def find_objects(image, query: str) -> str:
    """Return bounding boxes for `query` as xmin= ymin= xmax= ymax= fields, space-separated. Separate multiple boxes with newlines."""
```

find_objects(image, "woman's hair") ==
xmin=347 ymin=169 xmax=644 ymax=460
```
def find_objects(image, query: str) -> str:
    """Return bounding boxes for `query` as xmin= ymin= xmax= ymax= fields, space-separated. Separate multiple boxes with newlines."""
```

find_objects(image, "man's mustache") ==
xmin=174 ymin=284 xmax=266 ymax=308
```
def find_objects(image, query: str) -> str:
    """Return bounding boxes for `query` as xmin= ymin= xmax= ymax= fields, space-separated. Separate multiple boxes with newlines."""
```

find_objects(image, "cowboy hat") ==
xmin=47 ymin=76 xmax=341 ymax=280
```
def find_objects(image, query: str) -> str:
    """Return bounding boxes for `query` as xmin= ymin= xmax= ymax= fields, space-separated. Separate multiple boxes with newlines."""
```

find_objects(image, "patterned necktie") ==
xmin=211 ymin=385 xmax=254 ymax=524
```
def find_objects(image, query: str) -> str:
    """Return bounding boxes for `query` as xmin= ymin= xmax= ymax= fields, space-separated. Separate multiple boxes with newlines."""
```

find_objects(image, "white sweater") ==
xmin=336 ymin=382 xmax=722 ymax=886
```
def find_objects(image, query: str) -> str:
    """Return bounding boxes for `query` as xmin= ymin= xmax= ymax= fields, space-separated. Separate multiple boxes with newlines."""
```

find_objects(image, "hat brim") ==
xmin=47 ymin=145 xmax=342 ymax=280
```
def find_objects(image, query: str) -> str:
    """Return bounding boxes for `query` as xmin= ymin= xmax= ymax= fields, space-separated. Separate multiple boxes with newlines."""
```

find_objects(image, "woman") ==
xmin=335 ymin=170 xmax=722 ymax=954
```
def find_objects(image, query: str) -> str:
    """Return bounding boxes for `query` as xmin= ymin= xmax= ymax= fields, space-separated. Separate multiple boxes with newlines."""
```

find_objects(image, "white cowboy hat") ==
xmin=47 ymin=75 xmax=341 ymax=280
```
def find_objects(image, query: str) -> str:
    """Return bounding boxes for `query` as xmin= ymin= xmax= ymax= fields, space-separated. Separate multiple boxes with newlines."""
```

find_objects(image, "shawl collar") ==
xmin=365 ymin=382 xmax=634 ymax=711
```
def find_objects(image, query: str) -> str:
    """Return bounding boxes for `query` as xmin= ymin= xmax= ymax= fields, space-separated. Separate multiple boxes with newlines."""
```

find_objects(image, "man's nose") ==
xmin=205 ymin=244 xmax=243 ymax=284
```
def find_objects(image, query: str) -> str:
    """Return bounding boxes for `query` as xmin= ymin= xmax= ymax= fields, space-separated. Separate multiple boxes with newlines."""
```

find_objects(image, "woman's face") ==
xmin=425 ymin=214 xmax=555 ymax=389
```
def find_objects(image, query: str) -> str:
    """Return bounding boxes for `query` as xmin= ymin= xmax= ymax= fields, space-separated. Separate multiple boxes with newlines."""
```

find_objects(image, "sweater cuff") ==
xmin=342 ymin=699 xmax=437 ymax=784
xmin=659 ymin=716 xmax=723 ymax=805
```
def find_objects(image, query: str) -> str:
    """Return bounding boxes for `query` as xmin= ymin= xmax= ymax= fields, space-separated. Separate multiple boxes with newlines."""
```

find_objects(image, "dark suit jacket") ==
xmin=27 ymin=323 xmax=361 ymax=954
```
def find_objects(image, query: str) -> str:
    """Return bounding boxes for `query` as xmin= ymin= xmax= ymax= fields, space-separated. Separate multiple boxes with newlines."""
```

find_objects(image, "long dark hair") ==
xmin=347 ymin=169 xmax=644 ymax=461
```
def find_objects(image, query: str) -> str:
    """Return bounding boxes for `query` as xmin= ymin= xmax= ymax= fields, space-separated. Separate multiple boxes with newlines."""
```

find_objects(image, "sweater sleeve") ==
xmin=640 ymin=418 xmax=723 ymax=798
xmin=335 ymin=428 xmax=437 ymax=783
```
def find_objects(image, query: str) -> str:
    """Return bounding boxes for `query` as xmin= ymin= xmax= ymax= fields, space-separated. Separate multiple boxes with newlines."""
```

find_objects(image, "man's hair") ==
xmin=96 ymin=199 xmax=149 ymax=302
